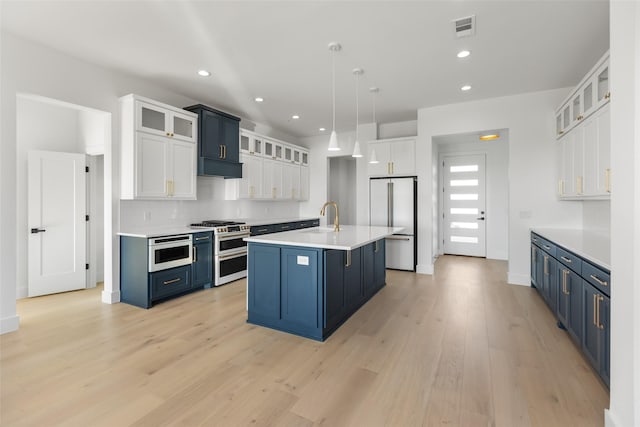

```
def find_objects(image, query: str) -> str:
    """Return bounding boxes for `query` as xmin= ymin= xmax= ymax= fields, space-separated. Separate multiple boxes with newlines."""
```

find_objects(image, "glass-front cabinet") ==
xmin=239 ymin=131 xmax=263 ymax=156
xmin=136 ymin=100 xmax=196 ymax=143
xmin=596 ymin=63 xmax=610 ymax=108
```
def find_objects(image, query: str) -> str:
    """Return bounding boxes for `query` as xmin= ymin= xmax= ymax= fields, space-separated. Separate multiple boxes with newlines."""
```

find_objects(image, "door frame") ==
xmin=438 ymin=150 xmax=489 ymax=257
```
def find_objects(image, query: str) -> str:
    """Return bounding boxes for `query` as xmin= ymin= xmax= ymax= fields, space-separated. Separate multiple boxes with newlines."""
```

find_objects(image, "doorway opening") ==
xmin=434 ymin=129 xmax=509 ymax=260
xmin=17 ymin=94 xmax=110 ymax=299
xmin=327 ymin=156 xmax=357 ymax=226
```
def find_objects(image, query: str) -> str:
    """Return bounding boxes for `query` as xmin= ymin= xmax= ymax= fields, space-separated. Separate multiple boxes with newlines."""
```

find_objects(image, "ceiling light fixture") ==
xmin=457 ymin=50 xmax=471 ymax=58
xmin=254 ymin=97 xmax=264 ymax=102
xmin=479 ymin=133 xmax=499 ymax=141
xmin=352 ymin=68 xmax=364 ymax=158
xmin=292 ymin=115 xmax=300 ymax=120
xmin=369 ymin=87 xmax=380 ymax=164
xmin=327 ymin=42 xmax=342 ymax=151
xmin=461 ymin=84 xmax=472 ymax=91
xmin=198 ymin=70 xmax=211 ymax=77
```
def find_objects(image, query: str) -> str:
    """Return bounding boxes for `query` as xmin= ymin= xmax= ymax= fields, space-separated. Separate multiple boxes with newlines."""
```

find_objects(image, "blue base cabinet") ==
xmin=192 ymin=232 xmax=213 ymax=289
xmin=247 ymin=240 xmax=386 ymax=341
xmin=530 ymin=232 xmax=610 ymax=387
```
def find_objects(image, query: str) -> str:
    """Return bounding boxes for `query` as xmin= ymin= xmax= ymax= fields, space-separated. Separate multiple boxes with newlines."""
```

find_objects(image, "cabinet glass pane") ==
xmin=598 ymin=67 xmax=609 ymax=101
xmin=572 ymin=95 xmax=581 ymax=120
xmin=556 ymin=114 xmax=562 ymax=135
xmin=284 ymin=147 xmax=292 ymax=161
xmin=254 ymin=138 xmax=262 ymax=154
xmin=563 ymin=105 xmax=571 ymax=129
xmin=294 ymin=151 xmax=300 ymax=162
xmin=275 ymin=145 xmax=283 ymax=159
xmin=302 ymin=152 xmax=308 ymax=164
xmin=173 ymin=116 xmax=193 ymax=138
xmin=240 ymin=134 xmax=250 ymax=151
xmin=583 ymin=82 xmax=593 ymax=112
xmin=141 ymin=106 xmax=165 ymax=132
xmin=264 ymin=141 xmax=273 ymax=157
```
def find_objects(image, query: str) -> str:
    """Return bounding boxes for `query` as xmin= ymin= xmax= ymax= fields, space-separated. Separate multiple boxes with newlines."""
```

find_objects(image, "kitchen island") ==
xmin=245 ymin=225 xmax=401 ymax=341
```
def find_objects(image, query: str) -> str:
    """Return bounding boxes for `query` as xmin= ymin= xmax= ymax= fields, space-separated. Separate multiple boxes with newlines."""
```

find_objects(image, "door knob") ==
xmin=31 ymin=228 xmax=46 ymax=233
xmin=476 ymin=217 xmax=485 ymax=221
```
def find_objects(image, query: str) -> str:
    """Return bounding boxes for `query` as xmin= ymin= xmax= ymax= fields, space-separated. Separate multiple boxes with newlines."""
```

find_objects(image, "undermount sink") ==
xmin=302 ymin=227 xmax=336 ymax=234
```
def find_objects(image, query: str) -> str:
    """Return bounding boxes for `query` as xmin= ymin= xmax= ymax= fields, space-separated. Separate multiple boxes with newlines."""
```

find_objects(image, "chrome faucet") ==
xmin=320 ymin=201 xmax=340 ymax=232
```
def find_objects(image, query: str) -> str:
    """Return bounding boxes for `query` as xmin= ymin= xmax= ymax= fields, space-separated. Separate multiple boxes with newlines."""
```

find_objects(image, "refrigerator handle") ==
xmin=389 ymin=181 xmax=394 ymax=227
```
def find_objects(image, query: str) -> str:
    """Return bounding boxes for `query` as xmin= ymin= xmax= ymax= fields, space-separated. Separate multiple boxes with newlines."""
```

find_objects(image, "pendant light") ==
xmin=352 ymin=68 xmax=364 ymax=158
xmin=369 ymin=87 xmax=380 ymax=164
xmin=327 ymin=42 xmax=341 ymax=151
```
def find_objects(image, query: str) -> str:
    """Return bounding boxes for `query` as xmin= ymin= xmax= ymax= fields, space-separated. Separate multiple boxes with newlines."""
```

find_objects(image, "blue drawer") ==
xmin=276 ymin=223 xmax=295 ymax=232
xmin=532 ymin=234 xmax=556 ymax=257
xmin=582 ymin=260 xmax=611 ymax=296
xmin=557 ymin=247 xmax=582 ymax=274
xmin=150 ymin=265 xmax=191 ymax=300
xmin=251 ymin=225 xmax=276 ymax=235
xmin=192 ymin=231 xmax=212 ymax=242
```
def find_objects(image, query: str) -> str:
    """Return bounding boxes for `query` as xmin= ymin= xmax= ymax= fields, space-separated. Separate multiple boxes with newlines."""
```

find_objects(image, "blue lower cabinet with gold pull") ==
xmin=247 ymin=240 xmax=386 ymax=341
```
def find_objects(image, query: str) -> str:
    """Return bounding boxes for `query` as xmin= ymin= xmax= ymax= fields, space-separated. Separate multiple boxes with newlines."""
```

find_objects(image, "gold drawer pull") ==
xmin=163 ymin=278 xmax=181 ymax=285
xmin=560 ymin=256 xmax=572 ymax=263
xmin=593 ymin=294 xmax=598 ymax=326
xmin=590 ymin=274 xmax=608 ymax=287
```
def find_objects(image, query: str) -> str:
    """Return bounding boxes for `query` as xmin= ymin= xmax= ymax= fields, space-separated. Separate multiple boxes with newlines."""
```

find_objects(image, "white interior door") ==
xmin=443 ymin=154 xmax=486 ymax=257
xmin=28 ymin=150 xmax=87 ymax=297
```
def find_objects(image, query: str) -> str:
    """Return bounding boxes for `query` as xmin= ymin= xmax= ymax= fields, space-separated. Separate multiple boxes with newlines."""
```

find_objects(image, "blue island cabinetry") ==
xmin=247 ymin=239 xmax=386 ymax=341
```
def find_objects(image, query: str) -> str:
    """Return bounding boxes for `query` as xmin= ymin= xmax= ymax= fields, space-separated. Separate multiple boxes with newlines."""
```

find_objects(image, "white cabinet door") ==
xmin=282 ymin=163 xmax=299 ymax=200
xmin=559 ymin=132 xmax=575 ymax=198
xmin=262 ymin=159 xmax=278 ymax=199
xmin=170 ymin=140 xmax=197 ymax=199
xmin=573 ymin=126 xmax=585 ymax=196
xmin=596 ymin=105 xmax=611 ymax=195
xmin=368 ymin=142 xmax=391 ymax=176
xmin=291 ymin=165 xmax=301 ymax=200
xmin=583 ymin=114 xmax=599 ymax=196
xmin=300 ymin=166 xmax=310 ymax=200
xmin=391 ymin=139 xmax=416 ymax=175
xmin=136 ymin=133 xmax=170 ymax=198
xmin=238 ymin=153 xmax=262 ymax=199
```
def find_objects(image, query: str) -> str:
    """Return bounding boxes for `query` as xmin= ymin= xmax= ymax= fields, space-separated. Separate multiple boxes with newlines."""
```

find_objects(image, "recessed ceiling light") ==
xmin=479 ymin=134 xmax=499 ymax=141
xmin=197 ymin=70 xmax=211 ymax=77
xmin=457 ymin=50 xmax=471 ymax=58
xmin=319 ymin=127 xmax=326 ymax=132
xmin=461 ymin=85 xmax=472 ymax=91
xmin=254 ymin=97 xmax=264 ymax=103
xmin=292 ymin=115 xmax=300 ymax=120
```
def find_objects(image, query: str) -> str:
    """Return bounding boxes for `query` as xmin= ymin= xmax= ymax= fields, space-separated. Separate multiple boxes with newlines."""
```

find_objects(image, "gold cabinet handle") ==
xmin=561 ymin=256 xmax=572 ymax=263
xmin=387 ymin=162 xmax=391 ymax=175
xmin=219 ymin=145 xmax=224 ymax=159
xmin=222 ymin=145 xmax=227 ymax=159
xmin=562 ymin=269 xmax=570 ymax=295
xmin=543 ymin=255 xmax=549 ymax=275
xmin=558 ymin=179 xmax=564 ymax=196
xmin=597 ymin=295 xmax=604 ymax=329
xmin=345 ymin=250 xmax=352 ymax=268
xmin=577 ymin=115 xmax=584 ymax=121
xmin=593 ymin=293 xmax=598 ymax=326
xmin=590 ymin=274 xmax=608 ymax=287
xmin=605 ymin=168 xmax=611 ymax=193
xmin=163 ymin=278 xmax=181 ymax=285
xmin=604 ymin=92 xmax=611 ymax=100
xmin=374 ymin=240 xmax=379 ymax=253
xmin=166 ymin=132 xmax=171 ymax=137
xmin=559 ymin=130 xmax=564 ymax=135
xmin=192 ymin=246 xmax=197 ymax=262
xmin=272 ymin=187 xmax=276 ymax=199
xmin=576 ymin=176 xmax=583 ymax=195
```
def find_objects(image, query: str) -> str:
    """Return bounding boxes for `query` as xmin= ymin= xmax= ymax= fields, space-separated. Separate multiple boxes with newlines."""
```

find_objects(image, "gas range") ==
xmin=190 ymin=220 xmax=251 ymax=235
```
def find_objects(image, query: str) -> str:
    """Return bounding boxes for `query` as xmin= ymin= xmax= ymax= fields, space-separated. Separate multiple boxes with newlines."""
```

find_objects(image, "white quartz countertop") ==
xmin=244 ymin=225 xmax=404 ymax=250
xmin=531 ymin=228 xmax=610 ymax=270
xmin=118 ymin=226 xmax=216 ymax=238
xmin=240 ymin=217 xmax=319 ymax=226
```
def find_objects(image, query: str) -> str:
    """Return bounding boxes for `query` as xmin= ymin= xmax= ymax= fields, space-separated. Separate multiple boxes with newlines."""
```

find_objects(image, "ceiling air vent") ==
xmin=454 ymin=15 xmax=476 ymax=38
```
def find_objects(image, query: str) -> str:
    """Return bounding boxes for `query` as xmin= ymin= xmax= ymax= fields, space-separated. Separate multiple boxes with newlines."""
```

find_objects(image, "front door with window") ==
xmin=442 ymin=154 xmax=486 ymax=257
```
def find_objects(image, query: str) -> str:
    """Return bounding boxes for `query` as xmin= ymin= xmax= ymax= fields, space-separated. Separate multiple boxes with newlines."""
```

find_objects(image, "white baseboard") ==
xmin=604 ymin=409 xmax=618 ymax=427
xmin=416 ymin=263 xmax=434 ymax=275
xmin=17 ymin=286 xmax=27 ymax=299
xmin=507 ymin=273 xmax=530 ymax=286
xmin=101 ymin=289 xmax=120 ymax=304
xmin=1 ymin=315 xmax=20 ymax=334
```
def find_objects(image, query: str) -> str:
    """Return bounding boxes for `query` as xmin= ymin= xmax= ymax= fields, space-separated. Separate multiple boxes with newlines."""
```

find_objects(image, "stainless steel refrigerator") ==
xmin=369 ymin=177 xmax=417 ymax=271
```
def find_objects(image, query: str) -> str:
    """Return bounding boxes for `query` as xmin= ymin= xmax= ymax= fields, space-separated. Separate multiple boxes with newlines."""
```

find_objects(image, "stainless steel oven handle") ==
xmin=385 ymin=235 xmax=411 ymax=241
xmin=218 ymin=251 xmax=247 ymax=261
xmin=217 ymin=231 xmax=251 ymax=240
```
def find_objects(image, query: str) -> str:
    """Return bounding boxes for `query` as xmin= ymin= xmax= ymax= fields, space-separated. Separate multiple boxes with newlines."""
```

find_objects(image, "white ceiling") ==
xmin=1 ymin=1 xmax=609 ymax=139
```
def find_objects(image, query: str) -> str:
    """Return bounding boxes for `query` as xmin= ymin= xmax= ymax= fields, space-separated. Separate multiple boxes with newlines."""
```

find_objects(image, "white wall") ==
xmin=94 ymin=155 xmax=105 ymax=282
xmin=328 ymin=157 xmax=357 ymax=225
xmin=606 ymin=2 xmax=640 ymax=427
xmin=418 ymin=89 xmax=584 ymax=282
xmin=435 ymin=135 xmax=509 ymax=260
xmin=378 ymin=120 xmax=417 ymax=139
xmin=582 ymin=200 xmax=610 ymax=233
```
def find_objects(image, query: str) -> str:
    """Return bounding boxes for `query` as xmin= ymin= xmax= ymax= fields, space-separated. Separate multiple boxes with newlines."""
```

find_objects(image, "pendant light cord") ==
xmin=332 ymin=50 xmax=336 ymax=133
xmin=355 ymin=72 xmax=359 ymax=142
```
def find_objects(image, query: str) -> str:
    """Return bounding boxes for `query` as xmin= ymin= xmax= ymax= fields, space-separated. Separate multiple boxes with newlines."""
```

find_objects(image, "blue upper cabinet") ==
xmin=183 ymin=104 xmax=242 ymax=178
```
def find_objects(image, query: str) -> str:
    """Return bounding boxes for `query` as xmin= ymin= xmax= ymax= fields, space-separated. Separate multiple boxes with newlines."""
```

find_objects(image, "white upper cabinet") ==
xmin=368 ymin=137 xmax=416 ymax=177
xmin=121 ymin=94 xmax=197 ymax=200
xmin=555 ymin=51 xmax=609 ymax=139
xmin=226 ymin=129 xmax=309 ymax=201
xmin=555 ymin=51 xmax=610 ymax=200
xmin=136 ymin=99 xmax=196 ymax=143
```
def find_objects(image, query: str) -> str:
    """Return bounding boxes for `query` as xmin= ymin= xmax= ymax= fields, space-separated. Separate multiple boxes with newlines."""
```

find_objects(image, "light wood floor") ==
xmin=1 ymin=256 xmax=609 ymax=426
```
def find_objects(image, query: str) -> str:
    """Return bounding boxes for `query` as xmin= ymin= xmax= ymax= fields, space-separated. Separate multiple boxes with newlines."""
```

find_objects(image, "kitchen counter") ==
xmin=244 ymin=225 xmax=403 ymax=250
xmin=531 ymin=228 xmax=610 ymax=270
xmin=118 ymin=225 xmax=215 ymax=238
